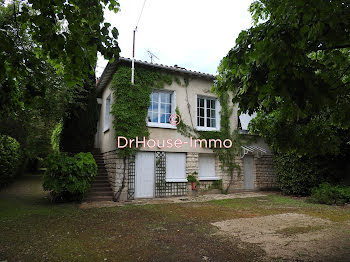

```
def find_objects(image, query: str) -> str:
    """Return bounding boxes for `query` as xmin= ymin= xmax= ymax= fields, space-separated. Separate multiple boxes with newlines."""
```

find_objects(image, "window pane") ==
xmin=199 ymin=108 xmax=204 ymax=117
xmin=206 ymin=99 xmax=211 ymax=109
xmin=151 ymin=92 xmax=158 ymax=102
xmin=160 ymin=92 xmax=171 ymax=103
xmin=152 ymin=112 xmax=158 ymax=123
xmin=210 ymin=118 xmax=216 ymax=128
xmin=165 ymin=113 xmax=171 ymax=123
xmin=199 ymin=98 xmax=204 ymax=107
xmin=161 ymin=103 xmax=171 ymax=113
xmin=152 ymin=101 xmax=158 ymax=111
xmin=160 ymin=113 xmax=167 ymax=123
xmin=211 ymin=100 xmax=215 ymax=109
xmin=199 ymin=117 xmax=204 ymax=127
xmin=207 ymin=108 xmax=211 ymax=118
xmin=211 ymin=110 xmax=216 ymax=118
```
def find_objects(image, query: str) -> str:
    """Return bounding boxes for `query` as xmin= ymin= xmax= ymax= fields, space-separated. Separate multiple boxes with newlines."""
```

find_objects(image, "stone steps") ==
xmin=85 ymin=149 xmax=114 ymax=202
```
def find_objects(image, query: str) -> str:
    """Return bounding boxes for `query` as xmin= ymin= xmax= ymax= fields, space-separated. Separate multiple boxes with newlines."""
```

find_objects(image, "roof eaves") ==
xmin=96 ymin=57 xmax=216 ymax=95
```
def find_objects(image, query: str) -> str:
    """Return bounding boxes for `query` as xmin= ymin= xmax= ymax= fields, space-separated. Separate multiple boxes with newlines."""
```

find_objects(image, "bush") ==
xmin=0 ymin=135 xmax=21 ymax=186
xmin=43 ymin=152 xmax=97 ymax=202
xmin=309 ymin=183 xmax=350 ymax=205
xmin=274 ymin=153 xmax=324 ymax=196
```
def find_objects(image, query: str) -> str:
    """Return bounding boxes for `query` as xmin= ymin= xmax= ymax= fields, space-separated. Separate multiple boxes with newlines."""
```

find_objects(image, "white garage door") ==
xmin=135 ymin=152 xmax=155 ymax=198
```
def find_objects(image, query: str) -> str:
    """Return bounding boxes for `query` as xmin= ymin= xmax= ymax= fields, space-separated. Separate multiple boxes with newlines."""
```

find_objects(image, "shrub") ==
xmin=43 ymin=152 xmax=97 ymax=202
xmin=187 ymin=174 xmax=197 ymax=183
xmin=209 ymin=179 xmax=223 ymax=190
xmin=0 ymin=135 xmax=21 ymax=186
xmin=274 ymin=153 xmax=323 ymax=195
xmin=309 ymin=183 xmax=350 ymax=205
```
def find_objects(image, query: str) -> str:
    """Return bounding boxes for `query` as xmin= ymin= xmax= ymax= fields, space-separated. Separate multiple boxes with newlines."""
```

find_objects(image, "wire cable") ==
xmin=135 ymin=0 xmax=147 ymax=30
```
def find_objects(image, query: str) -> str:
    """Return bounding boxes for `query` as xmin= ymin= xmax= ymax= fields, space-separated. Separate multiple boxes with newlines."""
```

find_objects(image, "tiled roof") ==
xmin=96 ymin=57 xmax=216 ymax=95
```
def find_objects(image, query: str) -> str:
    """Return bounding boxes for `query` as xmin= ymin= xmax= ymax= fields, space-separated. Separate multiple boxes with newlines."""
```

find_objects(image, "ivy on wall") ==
xmin=109 ymin=64 xmax=250 ymax=196
xmin=109 ymin=65 xmax=174 ymax=200
xmin=177 ymin=92 xmax=253 ymax=193
xmin=110 ymin=65 xmax=174 ymax=157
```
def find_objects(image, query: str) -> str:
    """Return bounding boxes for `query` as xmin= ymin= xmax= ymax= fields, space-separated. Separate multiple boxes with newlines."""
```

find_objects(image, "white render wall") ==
xmin=96 ymin=74 xmax=238 ymax=154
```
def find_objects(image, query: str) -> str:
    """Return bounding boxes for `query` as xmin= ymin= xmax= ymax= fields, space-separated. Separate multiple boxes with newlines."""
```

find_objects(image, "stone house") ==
xmin=94 ymin=57 xmax=276 ymax=201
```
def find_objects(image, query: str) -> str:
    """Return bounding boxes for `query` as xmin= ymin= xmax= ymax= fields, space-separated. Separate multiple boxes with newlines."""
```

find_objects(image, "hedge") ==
xmin=0 ymin=135 xmax=21 ymax=186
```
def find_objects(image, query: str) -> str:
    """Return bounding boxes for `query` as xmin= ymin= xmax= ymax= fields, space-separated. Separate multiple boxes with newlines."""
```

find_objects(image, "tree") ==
xmin=1 ymin=1 xmax=121 ymax=155
xmin=215 ymin=0 xmax=350 ymax=156
xmin=0 ymin=0 xmax=120 ymax=120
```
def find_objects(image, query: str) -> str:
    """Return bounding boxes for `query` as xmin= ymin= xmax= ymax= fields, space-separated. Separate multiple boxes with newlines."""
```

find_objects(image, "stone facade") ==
xmin=185 ymin=152 xmax=199 ymax=176
xmin=101 ymin=150 xmax=130 ymax=201
xmin=101 ymin=150 xmax=276 ymax=200
xmin=254 ymin=155 xmax=277 ymax=189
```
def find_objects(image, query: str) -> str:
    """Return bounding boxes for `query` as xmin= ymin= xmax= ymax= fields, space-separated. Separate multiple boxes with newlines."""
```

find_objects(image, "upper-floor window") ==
xmin=147 ymin=91 xmax=175 ymax=128
xmin=196 ymin=96 xmax=219 ymax=130
xmin=104 ymin=94 xmax=111 ymax=132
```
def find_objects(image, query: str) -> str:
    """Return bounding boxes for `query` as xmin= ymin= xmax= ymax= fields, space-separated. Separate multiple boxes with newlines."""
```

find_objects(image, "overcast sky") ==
xmin=96 ymin=0 xmax=254 ymax=77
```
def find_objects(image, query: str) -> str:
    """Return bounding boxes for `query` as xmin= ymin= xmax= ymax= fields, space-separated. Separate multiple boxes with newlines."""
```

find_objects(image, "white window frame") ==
xmin=147 ymin=90 xmax=176 ymax=129
xmin=195 ymin=95 xmax=220 ymax=131
xmin=103 ymin=94 xmax=111 ymax=132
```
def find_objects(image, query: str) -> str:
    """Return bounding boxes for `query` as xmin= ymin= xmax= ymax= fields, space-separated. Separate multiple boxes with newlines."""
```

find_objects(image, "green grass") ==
xmin=276 ymin=225 xmax=325 ymax=236
xmin=1 ymin=175 xmax=350 ymax=261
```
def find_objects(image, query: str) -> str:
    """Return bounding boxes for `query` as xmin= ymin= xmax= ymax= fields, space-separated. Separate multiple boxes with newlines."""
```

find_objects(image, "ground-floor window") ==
xmin=198 ymin=154 xmax=219 ymax=180
xmin=165 ymin=153 xmax=187 ymax=182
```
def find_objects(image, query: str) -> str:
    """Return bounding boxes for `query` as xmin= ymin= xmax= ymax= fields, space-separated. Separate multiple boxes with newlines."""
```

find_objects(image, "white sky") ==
xmin=96 ymin=0 xmax=254 ymax=77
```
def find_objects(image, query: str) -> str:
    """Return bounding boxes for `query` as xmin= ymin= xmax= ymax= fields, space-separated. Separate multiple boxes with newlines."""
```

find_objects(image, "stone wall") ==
xmin=254 ymin=155 xmax=277 ymax=189
xmin=101 ymin=150 xmax=277 ymax=201
xmin=101 ymin=150 xmax=129 ymax=201
xmin=186 ymin=152 xmax=199 ymax=176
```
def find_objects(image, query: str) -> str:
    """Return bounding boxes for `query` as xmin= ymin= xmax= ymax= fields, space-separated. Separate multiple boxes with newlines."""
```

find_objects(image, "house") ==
xmin=94 ymin=57 xmax=276 ymax=201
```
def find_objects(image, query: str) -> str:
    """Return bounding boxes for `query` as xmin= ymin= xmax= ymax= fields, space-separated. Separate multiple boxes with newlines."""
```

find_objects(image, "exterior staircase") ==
xmin=85 ymin=149 xmax=114 ymax=202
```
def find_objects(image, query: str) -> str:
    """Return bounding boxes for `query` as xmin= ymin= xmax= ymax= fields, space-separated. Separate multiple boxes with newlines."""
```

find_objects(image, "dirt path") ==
xmin=213 ymin=213 xmax=350 ymax=262
xmin=80 ymin=192 xmax=268 ymax=208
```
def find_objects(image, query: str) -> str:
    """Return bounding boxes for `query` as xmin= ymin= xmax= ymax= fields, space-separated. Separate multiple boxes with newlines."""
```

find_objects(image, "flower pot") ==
xmin=191 ymin=181 xmax=197 ymax=190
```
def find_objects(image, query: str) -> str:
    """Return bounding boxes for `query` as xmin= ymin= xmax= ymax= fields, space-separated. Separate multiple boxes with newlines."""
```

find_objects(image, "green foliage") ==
xmin=274 ymin=151 xmax=349 ymax=196
xmin=51 ymin=123 xmax=63 ymax=152
xmin=187 ymin=174 xmax=197 ymax=183
xmin=0 ymin=1 xmax=120 ymax=119
xmin=209 ymin=179 xmax=223 ymax=190
xmin=43 ymin=152 xmax=97 ymax=201
xmin=176 ymin=92 xmax=249 ymax=193
xmin=215 ymin=0 xmax=350 ymax=157
xmin=0 ymin=135 xmax=21 ymax=186
xmin=60 ymin=75 xmax=98 ymax=153
xmin=110 ymin=65 xmax=173 ymax=158
xmin=274 ymin=153 xmax=323 ymax=196
xmin=309 ymin=183 xmax=350 ymax=205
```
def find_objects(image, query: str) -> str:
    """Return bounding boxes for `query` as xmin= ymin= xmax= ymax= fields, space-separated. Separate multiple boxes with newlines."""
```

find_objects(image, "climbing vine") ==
xmin=109 ymin=65 xmax=174 ymax=200
xmin=177 ymin=91 xmax=253 ymax=193
xmin=110 ymin=65 xmax=173 ymax=157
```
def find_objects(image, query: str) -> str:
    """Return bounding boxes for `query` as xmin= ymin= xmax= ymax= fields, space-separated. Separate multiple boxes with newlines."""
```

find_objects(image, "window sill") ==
xmin=147 ymin=122 xmax=177 ymax=129
xmin=195 ymin=126 xmax=220 ymax=132
xmin=165 ymin=178 xmax=188 ymax=183
xmin=198 ymin=177 xmax=220 ymax=181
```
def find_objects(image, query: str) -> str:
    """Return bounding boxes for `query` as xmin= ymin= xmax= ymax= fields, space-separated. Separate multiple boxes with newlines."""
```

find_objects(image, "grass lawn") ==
xmin=1 ymin=174 xmax=350 ymax=262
